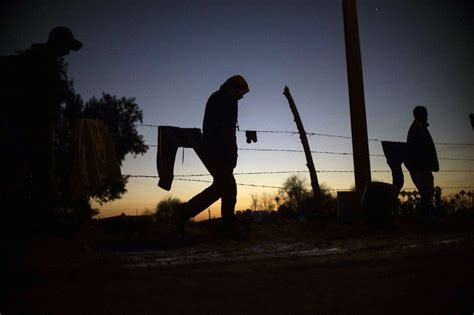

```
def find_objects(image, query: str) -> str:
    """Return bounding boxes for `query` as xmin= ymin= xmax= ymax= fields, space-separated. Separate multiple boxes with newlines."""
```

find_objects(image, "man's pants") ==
xmin=409 ymin=170 xmax=434 ymax=216
xmin=183 ymin=158 xmax=237 ymax=224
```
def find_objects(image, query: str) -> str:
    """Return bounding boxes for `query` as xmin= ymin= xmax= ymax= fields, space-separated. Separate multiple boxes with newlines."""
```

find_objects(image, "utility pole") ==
xmin=342 ymin=0 xmax=371 ymax=196
xmin=283 ymin=86 xmax=321 ymax=203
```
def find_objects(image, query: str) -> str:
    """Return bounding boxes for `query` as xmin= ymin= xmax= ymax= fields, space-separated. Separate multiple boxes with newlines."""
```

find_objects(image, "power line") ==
xmin=136 ymin=124 xmax=474 ymax=146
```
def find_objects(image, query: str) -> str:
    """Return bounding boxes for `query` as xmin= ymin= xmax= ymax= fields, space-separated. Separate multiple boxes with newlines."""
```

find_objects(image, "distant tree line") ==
xmin=151 ymin=175 xmax=474 ymax=224
xmin=152 ymin=175 xmax=338 ymax=222
xmin=398 ymin=187 xmax=473 ymax=217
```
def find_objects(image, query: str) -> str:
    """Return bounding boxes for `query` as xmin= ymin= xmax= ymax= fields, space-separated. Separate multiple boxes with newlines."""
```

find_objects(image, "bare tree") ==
xmin=250 ymin=193 xmax=260 ymax=211
xmin=260 ymin=192 xmax=276 ymax=212
xmin=280 ymin=175 xmax=310 ymax=212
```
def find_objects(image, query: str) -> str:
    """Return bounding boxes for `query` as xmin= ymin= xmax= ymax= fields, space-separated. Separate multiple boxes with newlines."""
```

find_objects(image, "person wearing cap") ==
xmin=405 ymin=106 xmax=439 ymax=223
xmin=0 ymin=26 xmax=82 ymax=211
xmin=174 ymin=75 xmax=250 ymax=237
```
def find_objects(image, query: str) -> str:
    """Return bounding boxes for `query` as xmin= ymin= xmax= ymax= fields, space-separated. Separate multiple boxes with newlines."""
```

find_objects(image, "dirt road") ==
xmin=4 ymin=217 xmax=474 ymax=314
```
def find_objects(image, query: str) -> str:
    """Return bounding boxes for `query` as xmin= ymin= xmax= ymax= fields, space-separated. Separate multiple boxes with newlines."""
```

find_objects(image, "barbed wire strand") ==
xmin=124 ymin=175 xmax=284 ymax=189
xmin=135 ymin=124 xmax=474 ymax=146
xmin=144 ymin=144 xmax=474 ymax=161
xmin=167 ymin=169 xmax=474 ymax=177
xmin=124 ymin=174 xmax=473 ymax=192
xmin=238 ymin=148 xmax=474 ymax=161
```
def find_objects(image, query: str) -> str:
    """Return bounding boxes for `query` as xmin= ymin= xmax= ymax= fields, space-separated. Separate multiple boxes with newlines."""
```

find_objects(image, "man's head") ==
xmin=221 ymin=75 xmax=249 ymax=100
xmin=47 ymin=26 xmax=82 ymax=57
xmin=413 ymin=106 xmax=428 ymax=123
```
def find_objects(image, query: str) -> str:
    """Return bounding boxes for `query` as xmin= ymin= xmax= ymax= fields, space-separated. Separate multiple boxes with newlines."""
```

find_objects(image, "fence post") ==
xmin=283 ymin=86 xmax=321 ymax=205
xmin=342 ymin=0 xmax=372 ymax=196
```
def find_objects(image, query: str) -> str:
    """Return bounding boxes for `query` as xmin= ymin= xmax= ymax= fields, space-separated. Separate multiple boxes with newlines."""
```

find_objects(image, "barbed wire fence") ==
xmin=138 ymin=124 xmax=474 ymax=147
xmin=128 ymin=124 xmax=474 ymax=193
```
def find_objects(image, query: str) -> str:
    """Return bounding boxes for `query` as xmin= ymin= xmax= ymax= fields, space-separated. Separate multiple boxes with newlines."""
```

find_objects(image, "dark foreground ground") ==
xmin=3 ymin=215 xmax=474 ymax=314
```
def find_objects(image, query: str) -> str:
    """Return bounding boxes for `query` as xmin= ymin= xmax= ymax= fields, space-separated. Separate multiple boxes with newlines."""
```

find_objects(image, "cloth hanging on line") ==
xmin=381 ymin=141 xmax=407 ymax=194
xmin=70 ymin=119 xmax=122 ymax=199
xmin=245 ymin=130 xmax=257 ymax=143
xmin=157 ymin=126 xmax=203 ymax=191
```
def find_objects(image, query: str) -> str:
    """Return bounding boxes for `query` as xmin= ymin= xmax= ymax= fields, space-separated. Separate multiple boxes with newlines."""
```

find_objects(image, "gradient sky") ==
xmin=2 ymin=0 xmax=473 ymax=220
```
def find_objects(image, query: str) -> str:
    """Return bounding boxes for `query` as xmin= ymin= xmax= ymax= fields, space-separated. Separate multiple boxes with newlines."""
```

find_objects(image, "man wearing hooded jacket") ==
xmin=175 ymin=75 xmax=249 ymax=234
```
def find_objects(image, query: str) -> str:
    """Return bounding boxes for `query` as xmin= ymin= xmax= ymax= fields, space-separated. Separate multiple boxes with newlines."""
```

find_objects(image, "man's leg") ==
xmin=181 ymin=159 xmax=225 ymax=219
xmin=184 ymin=182 xmax=221 ymax=219
xmin=218 ymin=171 xmax=247 ymax=240
xmin=410 ymin=170 xmax=435 ymax=219
xmin=219 ymin=173 xmax=237 ymax=225
xmin=181 ymin=162 xmax=235 ymax=216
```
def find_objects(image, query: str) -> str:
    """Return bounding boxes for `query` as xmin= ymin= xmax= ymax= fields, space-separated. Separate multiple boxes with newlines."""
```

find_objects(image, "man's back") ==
xmin=202 ymin=89 xmax=238 ymax=165
xmin=1 ymin=45 xmax=66 ymax=124
xmin=406 ymin=121 xmax=438 ymax=172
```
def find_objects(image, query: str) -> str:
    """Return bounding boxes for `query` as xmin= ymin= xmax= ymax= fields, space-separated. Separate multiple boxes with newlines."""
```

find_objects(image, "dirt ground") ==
xmin=3 ymin=215 xmax=474 ymax=314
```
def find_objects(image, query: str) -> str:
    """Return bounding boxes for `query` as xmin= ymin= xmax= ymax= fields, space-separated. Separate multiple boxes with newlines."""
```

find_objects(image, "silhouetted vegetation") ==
xmin=396 ymin=187 xmax=473 ymax=217
xmin=276 ymin=175 xmax=337 ymax=219
xmin=249 ymin=192 xmax=276 ymax=212
xmin=13 ymin=58 xmax=149 ymax=230
xmin=155 ymin=196 xmax=181 ymax=222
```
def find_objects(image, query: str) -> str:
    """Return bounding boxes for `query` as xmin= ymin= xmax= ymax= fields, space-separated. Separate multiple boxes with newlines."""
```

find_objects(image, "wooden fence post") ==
xmin=342 ymin=0 xmax=372 ymax=196
xmin=283 ymin=86 xmax=321 ymax=204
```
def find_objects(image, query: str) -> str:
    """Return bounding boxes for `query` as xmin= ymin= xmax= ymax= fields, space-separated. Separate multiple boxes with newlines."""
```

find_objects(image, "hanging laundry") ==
xmin=70 ymin=119 xmax=122 ymax=199
xmin=245 ymin=130 xmax=257 ymax=143
xmin=157 ymin=126 xmax=203 ymax=191
xmin=381 ymin=141 xmax=407 ymax=194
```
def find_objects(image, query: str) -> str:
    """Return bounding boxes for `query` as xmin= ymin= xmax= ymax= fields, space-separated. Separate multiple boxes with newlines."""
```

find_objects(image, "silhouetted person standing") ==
xmin=405 ymin=106 xmax=439 ymax=222
xmin=0 ymin=27 xmax=82 ymax=212
xmin=175 ymin=75 xmax=249 ymax=236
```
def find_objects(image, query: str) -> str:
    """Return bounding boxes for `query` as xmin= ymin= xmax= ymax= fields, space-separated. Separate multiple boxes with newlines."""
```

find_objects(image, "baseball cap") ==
xmin=48 ymin=26 xmax=82 ymax=51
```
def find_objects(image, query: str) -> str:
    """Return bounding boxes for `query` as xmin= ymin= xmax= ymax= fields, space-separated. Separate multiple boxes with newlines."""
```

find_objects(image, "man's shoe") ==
xmin=221 ymin=221 xmax=249 ymax=241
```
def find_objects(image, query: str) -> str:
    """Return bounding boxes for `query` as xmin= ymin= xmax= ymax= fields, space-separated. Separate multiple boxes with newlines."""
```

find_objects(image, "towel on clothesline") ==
xmin=70 ymin=119 xmax=122 ymax=199
xmin=157 ymin=126 xmax=203 ymax=191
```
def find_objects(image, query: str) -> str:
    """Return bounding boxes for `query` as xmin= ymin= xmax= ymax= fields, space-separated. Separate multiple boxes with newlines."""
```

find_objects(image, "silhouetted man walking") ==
xmin=405 ymin=106 xmax=439 ymax=222
xmin=0 ymin=26 xmax=82 ymax=208
xmin=175 ymin=75 xmax=249 ymax=236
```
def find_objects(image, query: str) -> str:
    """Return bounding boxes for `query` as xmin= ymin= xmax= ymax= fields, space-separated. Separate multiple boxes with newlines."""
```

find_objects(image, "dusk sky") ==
xmin=2 ymin=0 xmax=473 ymax=219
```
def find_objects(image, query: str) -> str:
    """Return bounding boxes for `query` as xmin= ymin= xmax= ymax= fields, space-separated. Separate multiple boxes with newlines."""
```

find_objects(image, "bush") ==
xmin=155 ymin=196 xmax=181 ymax=221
